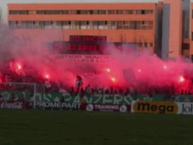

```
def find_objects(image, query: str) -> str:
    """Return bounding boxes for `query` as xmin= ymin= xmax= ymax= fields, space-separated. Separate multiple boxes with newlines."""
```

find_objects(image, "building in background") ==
xmin=6 ymin=0 xmax=193 ymax=59
xmin=7 ymin=3 xmax=162 ymax=55
xmin=162 ymin=0 xmax=191 ymax=60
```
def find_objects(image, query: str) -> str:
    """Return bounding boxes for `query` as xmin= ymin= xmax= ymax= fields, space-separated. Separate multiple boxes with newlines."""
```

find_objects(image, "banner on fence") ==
xmin=57 ymin=54 xmax=111 ymax=63
xmin=81 ymin=104 xmax=130 ymax=112
xmin=131 ymin=101 xmax=179 ymax=114
xmin=35 ymin=102 xmax=81 ymax=110
xmin=1 ymin=91 xmax=193 ymax=105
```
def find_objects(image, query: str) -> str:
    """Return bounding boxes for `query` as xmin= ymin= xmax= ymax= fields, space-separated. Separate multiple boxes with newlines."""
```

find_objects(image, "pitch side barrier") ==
xmin=0 ymin=101 xmax=131 ymax=113
xmin=1 ymin=100 xmax=193 ymax=115
xmin=0 ymin=85 xmax=192 ymax=114
xmin=34 ymin=102 xmax=131 ymax=113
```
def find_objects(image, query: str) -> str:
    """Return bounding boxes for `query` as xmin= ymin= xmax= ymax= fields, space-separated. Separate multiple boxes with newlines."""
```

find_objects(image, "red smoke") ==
xmin=8 ymin=50 xmax=193 ymax=90
xmin=2 ymin=29 xmax=193 ymax=92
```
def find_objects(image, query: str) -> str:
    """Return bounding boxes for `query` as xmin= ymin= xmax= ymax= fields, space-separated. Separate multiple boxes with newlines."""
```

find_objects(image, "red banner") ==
xmin=81 ymin=104 xmax=130 ymax=112
xmin=0 ymin=101 xmax=33 ymax=109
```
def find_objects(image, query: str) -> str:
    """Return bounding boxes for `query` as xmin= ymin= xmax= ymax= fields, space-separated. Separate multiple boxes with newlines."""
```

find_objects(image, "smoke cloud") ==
xmin=1 ymin=26 xmax=193 ymax=91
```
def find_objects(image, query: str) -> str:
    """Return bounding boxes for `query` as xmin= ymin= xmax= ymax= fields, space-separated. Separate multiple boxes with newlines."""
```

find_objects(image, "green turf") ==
xmin=0 ymin=110 xmax=192 ymax=145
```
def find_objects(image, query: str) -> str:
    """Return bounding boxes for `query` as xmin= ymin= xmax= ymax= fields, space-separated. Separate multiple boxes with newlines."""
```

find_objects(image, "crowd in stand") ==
xmin=0 ymin=59 xmax=193 ymax=97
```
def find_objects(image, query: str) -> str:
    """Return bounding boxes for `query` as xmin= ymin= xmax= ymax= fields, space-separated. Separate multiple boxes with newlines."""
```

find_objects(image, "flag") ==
xmin=122 ymin=68 xmax=136 ymax=84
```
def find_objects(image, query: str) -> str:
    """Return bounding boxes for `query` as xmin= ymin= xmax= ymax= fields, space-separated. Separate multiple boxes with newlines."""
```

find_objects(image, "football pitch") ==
xmin=0 ymin=110 xmax=193 ymax=145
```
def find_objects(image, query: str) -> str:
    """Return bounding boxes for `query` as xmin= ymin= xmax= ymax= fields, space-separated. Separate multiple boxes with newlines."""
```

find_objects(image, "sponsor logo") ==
xmin=94 ymin=104 xmax=119 ymax=111
xmin=132 ymin=101 xmax=178 ymax=114
xmin=180 ymin=103 xmax=193 ymax=114
xmin=86 ymin=104 xmax=94 ymax=111
xmin=1 ymin=102 xmax=23 ymax=109
xmin=35 ymin=102 xmax=81 ymax=110
xmin=119 ymin=105 xmax=127 ymax=112
xmin=84 ymin=104 xmax=129 ymax=112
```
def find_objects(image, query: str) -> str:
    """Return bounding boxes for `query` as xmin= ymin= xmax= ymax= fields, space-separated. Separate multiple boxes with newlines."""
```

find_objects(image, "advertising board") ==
xmin=176 ymin=103 xmax=193 ymax=115
xmin=131 ymin=101 xmax=179 ymax=114
xmin=81 ymin=104 xmax=130 ymax=112
xmin=0 ymin=101 xmax=33 ymax=109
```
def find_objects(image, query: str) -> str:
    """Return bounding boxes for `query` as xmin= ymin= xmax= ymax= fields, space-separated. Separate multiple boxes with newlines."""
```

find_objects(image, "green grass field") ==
xmin=0 ymin=110 xmax=193 ymax=145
